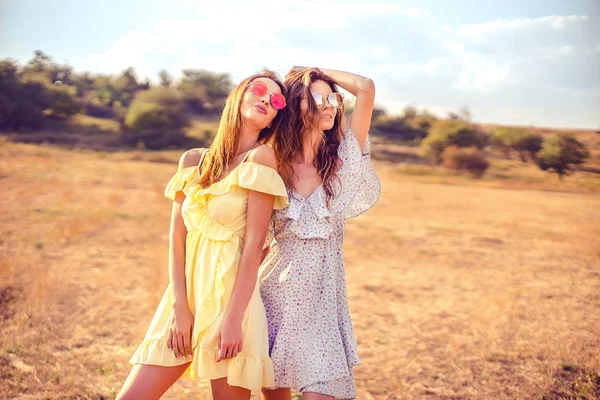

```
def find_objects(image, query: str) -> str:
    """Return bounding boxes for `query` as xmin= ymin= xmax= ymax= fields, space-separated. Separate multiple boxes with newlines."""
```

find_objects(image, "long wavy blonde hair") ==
xmin=198 ymin=69 xmax=287 ymax=188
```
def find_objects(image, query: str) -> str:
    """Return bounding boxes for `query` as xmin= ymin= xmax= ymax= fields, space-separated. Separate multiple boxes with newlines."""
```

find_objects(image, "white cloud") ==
xmin=188 ymin=1 xmax=430 ymax=29
xmin=575 ymin=87 xmax=600 ymax=98
xmin=86 ymin=0 xmax=430 ymax=80
xmin=86 ymin=31 xmax=155 ymax=74
xmin=358 ymin=45 xmax=389 ymax=59
xmin=452 ymin=60 xmax=513 ymax=92
xmin=373 ymin=58 xmax=447 ymax=78
xmin=453 ymin=15 xmax=588 ymax=40
xmin=540 ymin=45 xmax=575 ymax=59
xmin=427 ymin=14 xmax=591 ymax=93
xmin=73 ymin=4 xmax=597 ymax=128
xmin=402 ymin=8 xmax=431 ymax=18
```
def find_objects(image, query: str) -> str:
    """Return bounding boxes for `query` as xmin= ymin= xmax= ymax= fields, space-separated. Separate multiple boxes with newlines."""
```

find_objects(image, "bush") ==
xmin=84 ymin=101 xmax=116 ymax=119
xmin=491 ymin=127 xmax=542 ymax=161
xmin=179 ymin=69 xmax=231 ymax=115
xmin=490 ymin=127 xmax=519 ymax=157
xmin=371 ymin=116 xmax=428 ymax=142
xmin=536 ymin=133 xmax=589 ymax=179
xmin=0 ymin=60 xmax=50 ymax=130
xmin=123 ymin=88 xmax=189 ymax=149
xmin=46 ymin=84 xmax=81 ymax=119
xmin=420 ymin=120 xmax=487 ymax=164
xmin=513 ymin=133 xmax=543 ymax=162
xmin=442 ymin=146 xmax=490 ymax=178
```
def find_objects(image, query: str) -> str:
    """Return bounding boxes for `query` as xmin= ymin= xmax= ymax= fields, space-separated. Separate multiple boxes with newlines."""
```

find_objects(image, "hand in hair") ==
xmin=287 ymin=65 xmax=309 ymax=75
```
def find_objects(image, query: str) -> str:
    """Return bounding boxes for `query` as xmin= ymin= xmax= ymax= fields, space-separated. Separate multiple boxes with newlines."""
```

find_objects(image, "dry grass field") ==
xmin=1 ymin=128 xmax=599 ymax=399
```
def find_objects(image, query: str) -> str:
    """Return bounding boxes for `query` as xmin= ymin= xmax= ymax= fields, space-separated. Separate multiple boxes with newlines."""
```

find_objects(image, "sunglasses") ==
xmin=247 ymin=80 xmax=287 ymax=110
xmin=311 ymin=92 xmax=345 ymax=109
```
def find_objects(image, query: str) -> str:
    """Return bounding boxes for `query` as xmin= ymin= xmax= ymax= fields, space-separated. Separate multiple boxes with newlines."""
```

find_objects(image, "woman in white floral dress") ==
xmin=259 ymin=67 xmax=381 ymax=400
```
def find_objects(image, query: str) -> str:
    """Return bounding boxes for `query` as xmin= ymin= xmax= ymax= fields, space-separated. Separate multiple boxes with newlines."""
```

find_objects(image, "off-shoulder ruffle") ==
xmin=190 ymin=162 xmax=288 ymax=210
xmin=164 ymin=166 xmax=199 ymax=200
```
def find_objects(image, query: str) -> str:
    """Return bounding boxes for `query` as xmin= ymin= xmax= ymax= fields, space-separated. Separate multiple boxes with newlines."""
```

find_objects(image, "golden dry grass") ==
xmin=0 ymin=137 xmax=599 ymax=399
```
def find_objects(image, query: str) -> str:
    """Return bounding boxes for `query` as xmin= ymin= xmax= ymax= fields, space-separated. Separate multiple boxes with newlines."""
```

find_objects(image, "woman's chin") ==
xmin=320 ymin=121 xmax=335 ymax=131
xmin=242 ymin=112 xmax=269 ymax=129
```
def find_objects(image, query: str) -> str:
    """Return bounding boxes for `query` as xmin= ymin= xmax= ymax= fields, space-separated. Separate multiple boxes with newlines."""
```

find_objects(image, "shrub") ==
xmin=513 ymin=133 xmax=543 ymax=162
xmin=490 ymin=127 xmax=542 ymax=162
xmin=442 ymin=146 xmax=490 ymax=178
xmin=123 ymin=88 xmax=189 ymax=149
xmin=0 ymin=61 xmax=50 ymax=130
xmin=420 ymin=120 xmax=487 ymax=164
xmin=46 ymin=84 xmax=81 ymax=119
xmin=536 ymin=133 xmax=589 ymax=179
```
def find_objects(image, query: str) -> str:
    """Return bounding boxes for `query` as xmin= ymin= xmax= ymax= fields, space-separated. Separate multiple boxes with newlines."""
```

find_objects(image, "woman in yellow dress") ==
xmin=116 ymin=70 xmax=289 ymax=400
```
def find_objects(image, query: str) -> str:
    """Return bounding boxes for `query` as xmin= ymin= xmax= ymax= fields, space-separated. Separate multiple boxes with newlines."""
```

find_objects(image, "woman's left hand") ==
xmin=215 ymin=316 xmax=243 ymax=362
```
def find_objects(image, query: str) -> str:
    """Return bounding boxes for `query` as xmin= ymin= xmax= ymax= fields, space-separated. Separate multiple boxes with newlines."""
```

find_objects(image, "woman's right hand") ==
xmin=167 ymin=303 xmax=194 ymax=358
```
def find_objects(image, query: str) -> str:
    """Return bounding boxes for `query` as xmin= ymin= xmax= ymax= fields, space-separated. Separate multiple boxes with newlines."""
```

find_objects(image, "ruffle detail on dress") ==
xmin=328 ymin=129 xmax=381 ymax=218
xmin=129 ymin=340 xmax=274 ymax=390
xmin=164 ymin=166 xmax=199 ymax=200
xmin=276 ymin=128 xmax=380 ymax=239
xmin=190 ymin=162 xmax=288 ymax=210
xmin=281 ymin=188 xmax=333 ymax=239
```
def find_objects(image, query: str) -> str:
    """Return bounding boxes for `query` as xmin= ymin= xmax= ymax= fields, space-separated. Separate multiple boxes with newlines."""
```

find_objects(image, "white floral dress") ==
xmin=259 ymin=128 xmax=381 ymax=399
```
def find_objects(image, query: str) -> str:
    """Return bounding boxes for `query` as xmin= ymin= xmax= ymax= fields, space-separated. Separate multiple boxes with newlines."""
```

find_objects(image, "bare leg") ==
xmin=211 ymin=377 xmax=251 ymax=400
xmin=261 ymin=387 xmax=292 ymax=400
xmin=116 ymin=363 xmax=191 ymax=400
xmin=302 ymin=393 xmax=335 ymax=400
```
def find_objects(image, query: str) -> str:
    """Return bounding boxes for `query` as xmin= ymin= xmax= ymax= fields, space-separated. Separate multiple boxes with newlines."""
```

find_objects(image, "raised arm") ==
xmin=289 ymin=66 xmax=375 ymax=150
xmin=320 ymin=68 xmax=375 ymax=150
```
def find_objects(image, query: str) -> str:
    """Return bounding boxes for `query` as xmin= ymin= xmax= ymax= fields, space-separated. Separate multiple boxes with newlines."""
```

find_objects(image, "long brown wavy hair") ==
xmin=198 ymin=69 xmax=288 ymax=188
xmin=274 ymin=68 xmax=345 ymax=205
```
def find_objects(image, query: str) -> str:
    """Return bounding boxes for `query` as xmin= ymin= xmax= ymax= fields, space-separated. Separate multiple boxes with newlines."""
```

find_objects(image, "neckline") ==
xmin=197 ymin=145 xmax=259 ymax=189
xmin=290 ymin=184 xmax=323 ymax=201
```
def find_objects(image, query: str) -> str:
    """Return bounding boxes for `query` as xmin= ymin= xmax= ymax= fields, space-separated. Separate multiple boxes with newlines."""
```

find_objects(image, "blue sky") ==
xmin=1 ymin=0 xmax=599 ymax=128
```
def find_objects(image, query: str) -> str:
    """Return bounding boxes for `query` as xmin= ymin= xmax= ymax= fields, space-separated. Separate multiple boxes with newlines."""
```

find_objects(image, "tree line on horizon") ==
xmin=0 ymin=51 xmax=590 ymax=179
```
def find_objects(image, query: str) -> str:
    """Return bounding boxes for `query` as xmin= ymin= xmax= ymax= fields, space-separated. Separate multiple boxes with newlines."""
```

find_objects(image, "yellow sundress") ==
xmin=129 ymin=149 xmax=288 ymax=390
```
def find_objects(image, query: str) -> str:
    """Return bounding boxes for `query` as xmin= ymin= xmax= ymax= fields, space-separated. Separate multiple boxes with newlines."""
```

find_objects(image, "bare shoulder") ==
xmin=178 ymin=148 xmax=207 ymax=170
xmin=248 ymin=144 xmax=277 ymax=170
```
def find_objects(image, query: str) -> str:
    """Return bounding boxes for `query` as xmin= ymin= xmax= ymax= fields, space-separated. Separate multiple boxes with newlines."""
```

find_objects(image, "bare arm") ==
xmin=167 ymin=148 xmax=203 ymax=358
xmin=319 ymin=68 xmax=375 ymax=150
xmin=216 ymin=145 xmax=277 ymax=362
xmin=169 ymin=149 xmax=202 ymax=306
xmin=289 ymin=66 xmax=376 ymax=150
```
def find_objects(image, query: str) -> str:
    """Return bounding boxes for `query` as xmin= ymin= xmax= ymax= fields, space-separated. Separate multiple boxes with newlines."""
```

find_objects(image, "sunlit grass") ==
xmin=0 ymin=138 xmax=598 ymax=399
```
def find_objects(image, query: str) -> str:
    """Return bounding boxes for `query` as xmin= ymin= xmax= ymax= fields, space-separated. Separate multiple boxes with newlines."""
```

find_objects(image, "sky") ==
xmin=1 ymin=0 xmax=599 ymax=129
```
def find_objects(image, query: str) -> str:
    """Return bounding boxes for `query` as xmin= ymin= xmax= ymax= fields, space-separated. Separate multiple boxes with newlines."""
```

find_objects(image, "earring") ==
xmin=267 ymin=124 xmax=272 ymax=129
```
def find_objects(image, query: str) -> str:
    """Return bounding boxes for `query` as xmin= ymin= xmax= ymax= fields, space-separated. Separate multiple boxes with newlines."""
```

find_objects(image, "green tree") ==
xmin=420 ymin=120 xmax=487 ymax=164
xmin=402 ymin=104 xmax=418 ymax=120
xmin=123 ymin=88 xmax=190 ymax=149
xmin=158 ymin=69 xmax=174 ymax=88
xmin=111 ymin=67 xmax=141 ymax=107
xmin=490 ymin=127 xmax=520 ymax=158
xmin=47 ymin=83 xmax=81 ymax=119
xmin=490 ymin=127 xmax=541 ymax=161
xmin=25 ymin=50 xmax=52 ymax=75
xmin=513 ymin=133 xmax=543 ymax=162
xmin=371 ymin=116 xmax=429 ymax=143
xmin=536 ymin=133 xmax=589 ymax=179
xmin=179 ymin=69 xmax=231 ymax=114
xmin=0 ymin=59 xmax=50 ymax=129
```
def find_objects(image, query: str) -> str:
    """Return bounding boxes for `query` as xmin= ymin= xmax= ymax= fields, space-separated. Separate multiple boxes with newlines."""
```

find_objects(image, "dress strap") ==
xmin=240 ymin=143 xmax=260 ymax=164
